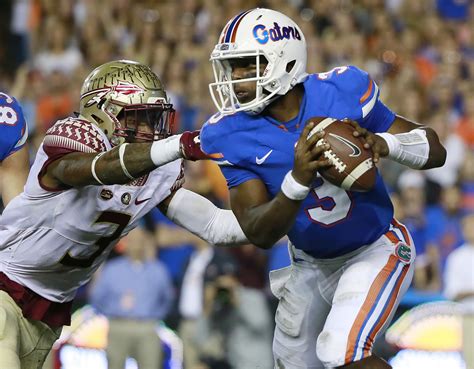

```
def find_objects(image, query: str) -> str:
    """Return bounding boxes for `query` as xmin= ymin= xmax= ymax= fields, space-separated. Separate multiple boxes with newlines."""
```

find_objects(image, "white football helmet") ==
xmin=209 ymin=8 xmax=308 ymax=115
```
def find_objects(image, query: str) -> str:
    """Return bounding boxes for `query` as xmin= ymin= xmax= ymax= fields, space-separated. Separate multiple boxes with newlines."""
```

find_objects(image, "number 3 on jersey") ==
xmin=305 ymin=177 xmax=353 ymax=226
xmin=60 ymin=211 xmax=132 ymax=268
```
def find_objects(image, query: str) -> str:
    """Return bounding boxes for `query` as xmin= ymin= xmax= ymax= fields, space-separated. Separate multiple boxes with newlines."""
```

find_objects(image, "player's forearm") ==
xmin=420 ymin=127 xmax=446 ymax=169
xmin=239 ymin=193 xmax=301 ymax=249
xmin=379 ymin=115 xmax=447 ymax=170
xmin=51 ymin=143 xmax=157 ymax=187
xmin=231 ymin=172 xmax=310 ymax=249
xmin=94 ymin=143 xmax=158 ymax=184
xmin=51 ymin=137 xmax=182 ymax=187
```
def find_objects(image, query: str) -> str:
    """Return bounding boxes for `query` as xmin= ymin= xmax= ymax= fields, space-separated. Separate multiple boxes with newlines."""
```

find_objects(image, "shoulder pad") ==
xmin=315 ymin=66 xmax=367 ymax=93
xmin=0 ymin=92 xmax=27 ymax=128
xmin=0 ymin=92 xmax=28 ymax=160
xmin=44 ymin=118 xmax=107 ymax=153
xmin=313 ymin=65 xmax=380 ymax=118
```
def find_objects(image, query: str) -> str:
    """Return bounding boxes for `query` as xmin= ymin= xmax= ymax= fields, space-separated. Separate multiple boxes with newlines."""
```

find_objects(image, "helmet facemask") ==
xmin=112 ymin=101 xmax=175 ymax=143
xmin=209 ymin=50 xmax=282 ymax=115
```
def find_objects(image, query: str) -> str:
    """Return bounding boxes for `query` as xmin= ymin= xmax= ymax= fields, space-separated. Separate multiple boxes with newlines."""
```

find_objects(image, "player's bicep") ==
xmin=229 ymin=178 xmax=269 ymax=227
xmin=43 ymin=151 xmax=99 ymax=189
xmin=386 ymin=115 xmax=423 ymax=134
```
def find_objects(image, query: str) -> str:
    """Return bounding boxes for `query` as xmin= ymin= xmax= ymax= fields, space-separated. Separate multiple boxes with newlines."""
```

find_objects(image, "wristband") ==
xmin=91 ymin=152 xmax=106 ymax=185
xmin=281 ymin=170 xmax=311 ymax=200
xmin=150 ymin=134 xmax=182 ymax=166
xmin=119 ymin=143 xmax=135 ymax=180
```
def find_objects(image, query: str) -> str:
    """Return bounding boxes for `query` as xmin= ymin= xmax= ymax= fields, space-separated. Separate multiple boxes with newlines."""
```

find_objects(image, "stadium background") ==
xmin=0 ymin=0 xmax=473 ymax=368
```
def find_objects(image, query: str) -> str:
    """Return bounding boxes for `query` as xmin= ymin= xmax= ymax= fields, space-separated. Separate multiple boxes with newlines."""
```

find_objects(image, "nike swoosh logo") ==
xmin=135 ymin=197 xmax=152 ymax=205
xmin=256 ymin=150 xmax=273 ymax=165
xmin=329 ymin=133 xmax=361 ymax=157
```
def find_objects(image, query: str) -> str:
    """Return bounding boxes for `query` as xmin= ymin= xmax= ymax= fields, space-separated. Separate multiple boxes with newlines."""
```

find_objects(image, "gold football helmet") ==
xmin=79 ymin=60 xmax=174 ymax=145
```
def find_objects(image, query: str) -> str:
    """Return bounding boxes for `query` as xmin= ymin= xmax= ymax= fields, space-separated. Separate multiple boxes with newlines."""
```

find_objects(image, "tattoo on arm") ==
xmin=49 ymin=143 xmax=157 ymax=187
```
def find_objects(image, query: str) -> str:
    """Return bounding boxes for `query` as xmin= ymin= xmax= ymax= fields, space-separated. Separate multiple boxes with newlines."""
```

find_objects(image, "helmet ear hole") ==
xmin=259 ymin=55 xmax=269 ymax=65
xmin=91 ymin=114 xmax=104 ymax=124
xmin=286 ymin=60 xmax=296 ymax=73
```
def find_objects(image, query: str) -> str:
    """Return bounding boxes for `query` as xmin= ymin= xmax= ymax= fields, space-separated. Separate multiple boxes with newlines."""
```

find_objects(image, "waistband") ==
xmin=289 ymin=219 xmax=411 ymax=266
xmin=289 ymin=241 xmax=375 ymax=266
xmin=0 ymin=272 xmax=72 ymax=327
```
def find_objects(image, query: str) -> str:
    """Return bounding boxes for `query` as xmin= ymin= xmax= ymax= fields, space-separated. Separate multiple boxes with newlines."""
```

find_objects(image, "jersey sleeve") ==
xmin=0 ymin=94 xmax=28 ymax=161
xmin=220 ymin=165 xmax=260 ymax=188
xmin=39 ymin=118 xmax=108 ymax=190
xmin=322 ymin=66 xmax=395 ymax=133
xmin=201 ymin=114 xmax=259 ymax=189
xmin=346 ymin=66 xmax=395 ymax=132
xmin=42 ymin=118 xmax=107 ymax=161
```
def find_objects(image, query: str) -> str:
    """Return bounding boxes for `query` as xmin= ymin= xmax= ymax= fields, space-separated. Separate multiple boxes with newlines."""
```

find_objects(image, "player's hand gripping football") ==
xmin=180 ymin=130 xmax=212 ymax=161
xmin=347 ymin=120 xmax=389 ymax=163
xmin=292 ymin=121 xmax=333 ymax=186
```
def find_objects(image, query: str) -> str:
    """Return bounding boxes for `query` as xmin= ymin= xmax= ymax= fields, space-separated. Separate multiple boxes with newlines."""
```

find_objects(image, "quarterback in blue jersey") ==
xmin=0 ymin=92 xmax=29 ymax=205
xmin=201 ymin=8 xmax=446 ymax=369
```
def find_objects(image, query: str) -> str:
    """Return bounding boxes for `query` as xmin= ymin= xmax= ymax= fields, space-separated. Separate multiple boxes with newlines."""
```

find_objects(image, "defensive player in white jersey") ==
xmin=0 ymin=60 xmax=249 ymax=369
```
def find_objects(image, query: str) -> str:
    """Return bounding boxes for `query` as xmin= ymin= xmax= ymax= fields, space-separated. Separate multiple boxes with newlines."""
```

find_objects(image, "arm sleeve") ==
xmin=166 ymin=188 xmax=248 ymax=247
xmin=362 ymin=99 xmax=396 ymax=133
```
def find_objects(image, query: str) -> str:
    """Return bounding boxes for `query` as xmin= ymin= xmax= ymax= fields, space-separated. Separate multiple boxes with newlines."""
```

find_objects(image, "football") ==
xmin=307 ymin=117 xmax=376 ymax=192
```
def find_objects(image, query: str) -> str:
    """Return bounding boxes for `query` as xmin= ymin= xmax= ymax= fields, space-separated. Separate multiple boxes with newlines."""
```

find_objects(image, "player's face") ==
xmin=228 ymin=57 xmax=267 ymax=104
xmin=120 ymin=109 xmax=156 ymax=143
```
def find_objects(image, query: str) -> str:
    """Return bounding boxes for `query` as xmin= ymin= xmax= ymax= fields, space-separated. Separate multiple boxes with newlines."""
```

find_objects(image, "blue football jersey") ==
xmin=0 ymin=92 xmax=28 ymax=162
xmin=201 ymin=66 xmax=397 ymax=258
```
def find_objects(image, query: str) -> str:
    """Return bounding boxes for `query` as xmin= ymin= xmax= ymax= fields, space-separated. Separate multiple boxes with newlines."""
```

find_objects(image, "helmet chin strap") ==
xmin=246 ymin=93 xmax=280 ymax=115
xmin=244 ymin=82 xmax=282 ymax=115
xmin=245 ymin=72 xmax=308 ymax=115
xmin=110 ymin=135 xmax=123 ymax=146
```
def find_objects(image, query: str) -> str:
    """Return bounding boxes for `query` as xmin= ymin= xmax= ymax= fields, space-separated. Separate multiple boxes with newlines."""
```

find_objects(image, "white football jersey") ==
xmin=0 ymin=118 xmax=183 ymax=302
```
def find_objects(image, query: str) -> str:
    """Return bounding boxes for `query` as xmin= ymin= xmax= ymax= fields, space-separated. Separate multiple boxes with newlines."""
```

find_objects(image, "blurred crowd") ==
xmin=0 ymin=0 xmax=473 ymax=368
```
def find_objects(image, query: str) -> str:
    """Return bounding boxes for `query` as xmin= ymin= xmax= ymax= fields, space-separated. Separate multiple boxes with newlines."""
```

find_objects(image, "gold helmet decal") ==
xmin=79 ymin=60 xmax=174 ymax=145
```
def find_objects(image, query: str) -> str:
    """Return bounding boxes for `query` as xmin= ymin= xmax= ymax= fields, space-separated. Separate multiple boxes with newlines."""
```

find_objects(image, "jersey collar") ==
xmin=263 ymin=85 xmax=307 ymax=132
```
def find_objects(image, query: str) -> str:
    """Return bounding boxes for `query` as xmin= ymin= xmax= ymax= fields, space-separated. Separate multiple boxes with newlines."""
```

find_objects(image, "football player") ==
xmin=201 ymin=8 xmax=447 ymax=369
xmin=0 ymin=60 xmax=252 ymax=369
xmin=0 ymin=92 xmax=29 ymax=205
